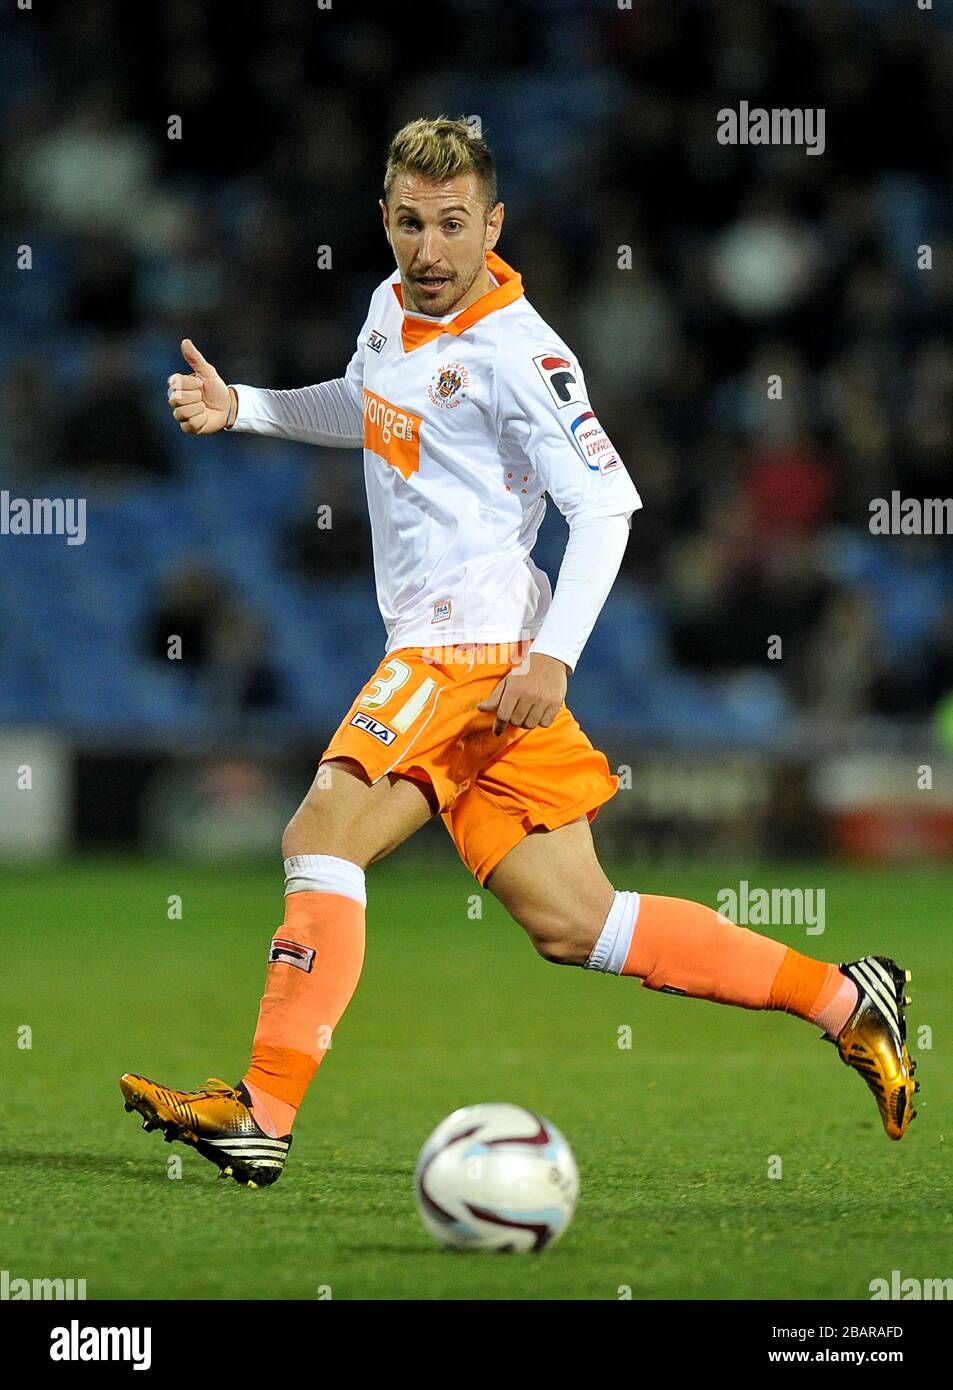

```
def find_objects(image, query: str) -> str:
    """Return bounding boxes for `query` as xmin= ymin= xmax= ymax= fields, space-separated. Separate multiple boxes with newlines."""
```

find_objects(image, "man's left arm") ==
xmin=479 ymin=347 xmax=642 ymax=734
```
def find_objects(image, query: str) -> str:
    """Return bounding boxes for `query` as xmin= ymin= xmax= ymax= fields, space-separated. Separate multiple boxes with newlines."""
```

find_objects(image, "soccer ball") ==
xmin=414 ymin=1102 xmax=579 ymax=1252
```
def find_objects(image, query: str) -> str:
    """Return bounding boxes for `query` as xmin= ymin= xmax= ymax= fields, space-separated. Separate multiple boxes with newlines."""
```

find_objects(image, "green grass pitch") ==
xmin=2 ymin=857 xmax=949 ymax=1300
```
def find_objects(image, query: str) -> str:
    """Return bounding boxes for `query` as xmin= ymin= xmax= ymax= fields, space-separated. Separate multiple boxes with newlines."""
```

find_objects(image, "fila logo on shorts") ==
xmin=570 ymin=410 xmax=622 ymax=475
xmin=533 ymin=353 xmax=587 ymax=409
xmin=350 ymin=711 xmax=397 ymax=745
xmin=269 ymin=938 xmax=316 ymax=972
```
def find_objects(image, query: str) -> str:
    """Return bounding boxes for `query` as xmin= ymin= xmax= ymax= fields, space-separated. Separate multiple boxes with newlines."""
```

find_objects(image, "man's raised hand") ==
xmin=167 ymin=338 xmax=232 ymax=435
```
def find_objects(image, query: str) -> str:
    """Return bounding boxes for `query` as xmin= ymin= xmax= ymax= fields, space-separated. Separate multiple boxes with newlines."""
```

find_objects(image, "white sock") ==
xmin=584 ymin=890 xmax=640 ymax=974
xmin=282 ymin=854 xmax=366 ymax=906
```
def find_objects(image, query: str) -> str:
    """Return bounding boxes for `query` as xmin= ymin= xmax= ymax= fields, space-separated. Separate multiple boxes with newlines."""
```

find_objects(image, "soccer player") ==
xmin=122 ymin=119 xmax=918 ymax=1186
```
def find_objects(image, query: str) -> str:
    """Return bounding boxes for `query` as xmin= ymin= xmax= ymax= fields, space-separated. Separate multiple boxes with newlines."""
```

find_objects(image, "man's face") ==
xmin=381 ymin=172 xmax=503 ymax=316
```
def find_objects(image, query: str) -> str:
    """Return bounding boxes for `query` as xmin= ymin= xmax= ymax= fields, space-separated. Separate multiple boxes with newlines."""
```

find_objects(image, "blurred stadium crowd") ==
xmin=1 ymin=0 xmax=952 ymax=748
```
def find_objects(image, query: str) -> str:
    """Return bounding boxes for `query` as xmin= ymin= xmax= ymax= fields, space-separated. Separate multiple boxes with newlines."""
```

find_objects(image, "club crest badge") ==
xmin=428 ymin=361 xmax=470 ymax=409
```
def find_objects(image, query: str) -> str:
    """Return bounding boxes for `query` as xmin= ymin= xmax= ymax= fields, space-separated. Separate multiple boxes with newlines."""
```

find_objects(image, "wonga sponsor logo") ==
xmin=362 ymin=389 xmax=423 ymax=480
xmin=570 ymin=411 xmax=622 ymax=475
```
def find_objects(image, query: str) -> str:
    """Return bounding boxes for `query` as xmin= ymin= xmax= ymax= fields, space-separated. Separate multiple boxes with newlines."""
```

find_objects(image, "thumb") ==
xmin=477 ymin=679 xmax=505 ymax=712
xmin=181 ymin=338 xmax=212 ymax=375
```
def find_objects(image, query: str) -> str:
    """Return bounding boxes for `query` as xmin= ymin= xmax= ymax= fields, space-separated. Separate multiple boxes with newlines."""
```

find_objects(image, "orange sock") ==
xmin=244 ymin=867 xmax=365 ymax=1136
xmin=620 ymin=893 xmax=855 ymax=1027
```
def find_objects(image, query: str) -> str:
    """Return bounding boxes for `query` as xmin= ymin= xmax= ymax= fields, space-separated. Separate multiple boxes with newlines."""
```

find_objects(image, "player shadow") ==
xmin=0 ymin=1151 xmax=172 ymax=1184
xmin=313 ymin=1164 xmax=411 ymax=1179
xmin=345 ymin=1239 xmax=575 ymax=1258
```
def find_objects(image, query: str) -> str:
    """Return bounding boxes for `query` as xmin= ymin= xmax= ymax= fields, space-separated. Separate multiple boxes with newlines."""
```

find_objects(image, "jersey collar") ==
xmin=393 ymin=251 xmax=523 ymax=352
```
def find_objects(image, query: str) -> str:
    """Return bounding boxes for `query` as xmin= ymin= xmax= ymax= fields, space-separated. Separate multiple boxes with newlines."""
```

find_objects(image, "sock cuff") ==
xmin=585 ymin=889 xmax=640 ymax=974
xmin=246 ymin=1045 xmax=316 ymax=1110
xmin=767 ymin=948 xmax=833 ymax=1018
xmin=283 ymin=854 xmax=366 ymax=906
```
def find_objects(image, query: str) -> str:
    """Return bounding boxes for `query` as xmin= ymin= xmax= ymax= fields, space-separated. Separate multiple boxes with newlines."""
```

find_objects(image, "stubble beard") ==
xmin=405 ymin=257 xmax=484 ymax=318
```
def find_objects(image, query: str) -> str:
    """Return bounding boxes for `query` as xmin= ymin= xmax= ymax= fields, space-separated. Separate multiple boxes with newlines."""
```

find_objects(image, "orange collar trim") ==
xmin=393 ymin=251 xmax=524 ymax=352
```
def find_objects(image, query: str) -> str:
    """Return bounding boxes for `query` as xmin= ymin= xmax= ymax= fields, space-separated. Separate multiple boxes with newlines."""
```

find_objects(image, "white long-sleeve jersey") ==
xmin=230 ymin=251 xmax=641 ymax=668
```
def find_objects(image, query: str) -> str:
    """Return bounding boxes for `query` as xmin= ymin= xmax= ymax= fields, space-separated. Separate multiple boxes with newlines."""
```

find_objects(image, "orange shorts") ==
xmin=321 ymin=645 xmax=619 ymax=884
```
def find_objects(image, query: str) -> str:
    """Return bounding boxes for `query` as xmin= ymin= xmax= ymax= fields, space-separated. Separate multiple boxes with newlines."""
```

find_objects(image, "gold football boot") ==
xmin=830 ymin=956 xmax=919 ymax=1140
xmin=120 ymin=1074 xmax=291 ymax=1186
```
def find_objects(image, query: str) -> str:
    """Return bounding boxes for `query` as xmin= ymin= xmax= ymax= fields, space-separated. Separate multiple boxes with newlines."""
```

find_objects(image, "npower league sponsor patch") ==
xmin=570 ymin=410 xmax=622 ymax=475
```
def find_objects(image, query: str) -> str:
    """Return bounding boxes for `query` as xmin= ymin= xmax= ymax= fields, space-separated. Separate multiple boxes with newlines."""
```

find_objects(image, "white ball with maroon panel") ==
xmin=414 ymin=1103 xmax=579 ymax=1252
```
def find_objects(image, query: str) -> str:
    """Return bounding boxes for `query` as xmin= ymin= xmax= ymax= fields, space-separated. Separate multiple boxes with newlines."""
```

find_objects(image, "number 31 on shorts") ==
xmin=359 ymin=658 xmax=437 ymax=733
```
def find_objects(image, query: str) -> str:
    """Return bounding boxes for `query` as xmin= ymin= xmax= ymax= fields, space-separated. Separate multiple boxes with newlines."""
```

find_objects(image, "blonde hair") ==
xmin=383 ymin=117 xmax=497 ymax=211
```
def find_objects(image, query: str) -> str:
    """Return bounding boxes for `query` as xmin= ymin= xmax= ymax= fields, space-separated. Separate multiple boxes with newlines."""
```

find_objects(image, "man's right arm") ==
xmin=226 ymin=377 xmax=363 ymax=448
xmin=168 ymin=314 xmax=367 ymax=448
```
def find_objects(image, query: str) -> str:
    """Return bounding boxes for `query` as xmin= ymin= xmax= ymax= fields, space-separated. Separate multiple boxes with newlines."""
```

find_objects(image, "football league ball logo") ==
xmin=428 ymin=362 xmax=469 ymax=408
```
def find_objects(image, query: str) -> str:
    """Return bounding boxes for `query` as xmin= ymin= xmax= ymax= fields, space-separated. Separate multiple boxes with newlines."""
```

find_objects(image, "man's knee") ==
xmin=281 ymin=759 xmax=433 ymax=866
xmin=517 ymin=905 xmax=602 ymax=967
xmin=281 ymin=761 xmax=369 ymax=861
xmin=281 ymin=807 xmax=334 ymax=861
xmin=484 ymin=818 xmax=615 ymax=967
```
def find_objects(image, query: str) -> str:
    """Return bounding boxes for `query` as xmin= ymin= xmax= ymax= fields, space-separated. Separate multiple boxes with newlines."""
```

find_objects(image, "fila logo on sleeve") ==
xmin=268 ymin=938 xmax=316 ymax=972
xmin=533 ymin=352 xmax=587 ymax=409
xmin=570 ymin=410 xmax=622 ymax=475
